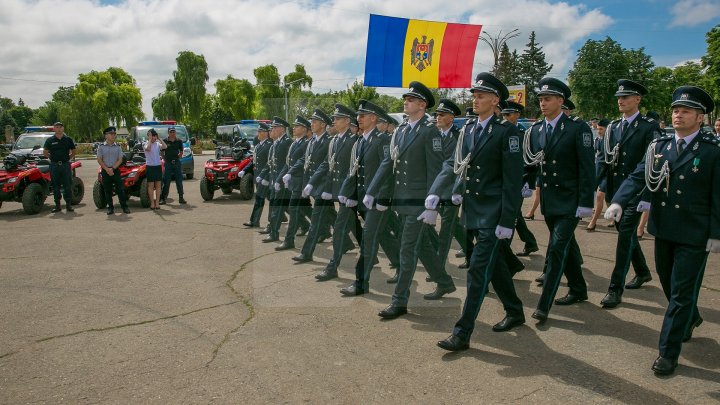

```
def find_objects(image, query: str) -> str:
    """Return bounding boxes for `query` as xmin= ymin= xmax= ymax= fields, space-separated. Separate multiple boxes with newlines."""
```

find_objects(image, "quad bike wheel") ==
xmin=92 ymin=180 xmax=106 ymax=209
xmin=71 ymin=177 xmax=85 ymax=205
xmin=22 ymin=183 xmax=46 ymax=214
xmin=139 ymin=178 xmax=151 ymax=208
xmin=185 ymin=173 xmax=194 ymax=180
xmin=200 ymin=176 xmax=214 ymax=201
xmin=238 ymin=174 xmax=254 ymax=200
xmin=221 ymin=185 xmax=233 ymax=195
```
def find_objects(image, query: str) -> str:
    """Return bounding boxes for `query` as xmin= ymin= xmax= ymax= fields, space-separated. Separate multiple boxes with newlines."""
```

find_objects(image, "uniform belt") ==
xmin=51 ymin=161 xmax=66 ymax=165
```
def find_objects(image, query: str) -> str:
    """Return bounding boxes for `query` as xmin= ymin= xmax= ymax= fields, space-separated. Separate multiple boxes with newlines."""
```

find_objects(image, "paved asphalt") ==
xmin=1 ymin=153 xmax=718 ymax=403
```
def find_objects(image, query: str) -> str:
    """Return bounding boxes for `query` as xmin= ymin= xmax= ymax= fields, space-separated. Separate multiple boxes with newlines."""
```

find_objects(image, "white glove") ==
xmin=338 ymin=195 xmax=347 ymax=204
xmin=238 ymin=170 xmax=245 ymax=178
xmin=376 ymin=203 xmax=388 ymax=212
xmin=346 ymin=199 xmax=358 ymax=208
xmin=636 ymin=201 xmax=651 ymax=212
xmin=707 ymin=239 xmax=720 ymax=253
xmin=302 ymin=184 xmax=313 ymax=198
xmin=261 ymin=180 xmax=270 ymax=186
xmin=425 ymin=194 xmax=440 ymax=210
xmin=256 ymin=176 xmax=262 ymax=184
xmin=521 ymin=183 xmax=533 ymax=198
xmin=495 ymin=225 xmax=513 ymax=240
xmin=575 ymin=206 xmax=593 ymax=218
xmin=451 ymin=194 xmax=463 ymax=205
xmin=274 ymin=182 xmax=281 ymax=191
xmin=321 ymin=192 xmax=332 ymax=200
xmin=605 ymin=203 xmax=623 ymax=222
xmin=363 ymin=195 xmax=375 ymax=210
xmin=417 ymin=209 xmax=438 ymax=225
xmin=282 ymin=173 xmax=291 ymax=185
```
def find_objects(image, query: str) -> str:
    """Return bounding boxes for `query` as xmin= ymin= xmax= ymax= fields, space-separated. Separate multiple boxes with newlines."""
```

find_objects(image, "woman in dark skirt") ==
xmin=587 ymin=118 xmax=610 ymax=231
xmin=144 ymin=129 xmax=167 ymax=210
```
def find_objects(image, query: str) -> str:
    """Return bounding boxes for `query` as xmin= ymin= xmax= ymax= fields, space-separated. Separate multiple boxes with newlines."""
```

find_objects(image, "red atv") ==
xmin=0 ymin=150 xmax=84 ymax=214
xmin=200 ymin=140 xmax=254 ymax=201
xmin=92 ymin=142 xmax=150 ymax=209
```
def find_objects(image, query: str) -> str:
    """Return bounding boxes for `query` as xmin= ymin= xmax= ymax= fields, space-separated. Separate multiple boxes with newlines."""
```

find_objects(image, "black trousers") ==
xmin=536 ymin=214 xmax=587 ymax=314
xmin=353 ymin=208 xmax=400 ymax=289
xmin=50 ymin=162 xmax=72 ymax=204
xmin=608 ymin=199 xmax=651 ymax=292
xmin=654 ymin=238 xmax=707 ymax=360
xmin=300 ymin=197 xmax=337 ymax=257
xmin=392 ymin=213 xmax=454 ymax=307
xmin=515 ymin=213 xmax=538 ymax=249
xmin=453 ymin=228 xmax=524 ymax=339
xmin=161 ymin=160 xmax=184 ymax=198
xmin=283 ymin=193 xmax=311 ymax=245
xmin=101 ymin=170 xmax=128 ymax=209
xmin=268 ymin=187 xmax=290 ymax=239
xmin=326 ymin=204 xmax=362 ymax=271
xmin=249 ymin=194 xmax=265 ymax=226
xmin=436 ymin=204 xmax=468 ymax=265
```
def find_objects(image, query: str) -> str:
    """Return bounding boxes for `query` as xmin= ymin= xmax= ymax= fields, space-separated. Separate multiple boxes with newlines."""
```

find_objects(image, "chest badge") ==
xmin=692 ymin=157 xmax=700 ymax=173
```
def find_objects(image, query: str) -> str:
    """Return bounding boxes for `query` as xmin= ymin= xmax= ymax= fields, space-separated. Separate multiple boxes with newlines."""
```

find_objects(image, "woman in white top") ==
xmin=144 ymin=129 xmax=167 ymax=210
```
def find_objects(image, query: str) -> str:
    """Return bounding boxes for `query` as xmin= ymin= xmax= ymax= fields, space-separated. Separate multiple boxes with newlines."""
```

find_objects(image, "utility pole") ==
xmin=282 ymin=78 xmax=307 ymax=123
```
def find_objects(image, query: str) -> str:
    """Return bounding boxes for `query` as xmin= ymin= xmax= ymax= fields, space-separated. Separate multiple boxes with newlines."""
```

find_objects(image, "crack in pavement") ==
xmin=205 ymin=251 xmax=277 ymax=367
xmin=513 ymin=387 xmax=543 ymax=401
xmin=155 ymin=214 xmax=245 ymax=230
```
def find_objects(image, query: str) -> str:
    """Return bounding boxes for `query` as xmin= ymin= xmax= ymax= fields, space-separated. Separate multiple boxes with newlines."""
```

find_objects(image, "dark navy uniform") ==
xmin=277 ymin=116 xmax=311 ymax=249
xmin=610 ymin=86 xmax=718 ymax=374
xmin=262 ymin=117 xmax=292 ymax=242
xmin=296 ymin=110 xmax=336 ymax=262
xmin=245 ymin=123 xmax=272 ymax=227
xmin=43 ymin=126 xmax=76 ymax=210
xmin=524 ymin=78 xmax=595 ymax=321
xmin=366 ymin=82 xmax=454 ymax=314
xmin=601 ymin=80 xmax=663 ymax=306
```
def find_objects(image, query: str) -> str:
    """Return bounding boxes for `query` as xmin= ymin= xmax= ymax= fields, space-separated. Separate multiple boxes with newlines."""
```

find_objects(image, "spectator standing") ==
xmin=144 ymin=129 xmax=166 ymax=210
xmin=160 ymin=127 xmax=187 ymax=205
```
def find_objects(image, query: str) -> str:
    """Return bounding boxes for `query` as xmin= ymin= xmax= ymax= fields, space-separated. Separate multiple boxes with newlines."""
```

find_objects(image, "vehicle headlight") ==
xmin=230 ymin=167 xmax=239 ymax=173
xmin=128 ymin=171 xmax=137 ymax=178
xmin=182 ymin=147 xmax=192 ymax=158
xmin=7 ymin=177 xmax=18 ymax=183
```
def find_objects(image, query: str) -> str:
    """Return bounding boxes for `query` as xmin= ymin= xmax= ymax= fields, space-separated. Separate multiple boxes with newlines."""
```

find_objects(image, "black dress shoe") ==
xmin=317 ymin=233 xmax=331 ymax=243
xmin=455 ymin=250 xmax=466 ymax=258
xmin=262 ymin=236 xmax=279 ymax=243
xmin=178 ymin=196 xmax=187 ymax=204
xmin=275 ymin=242 xmax=295 ymax=251
xmin=51 ymin=205 xmax=62 ymax=213
xmin=315 ymin=268 xmax=337 ymax=281
xmin=159 ymin=199 xmax=167 ymax=205
xmin=683 ymin=317 xmax=703 ymax=342
xmin=531 ymin=309 xmax=548 ymax=322
xmin=625 ymin=274 xmax=652 ymax=289
xmin=340 ymin=284 xmax=366 ymax=296
xmin=458 ymin=261 xmax=470 ymax=269
xmin=258 ymin=228 xmax=271 ymax=235
xmin=65 ymin=204 xmax=74 ymax=212
xmin=292 ymin=254 xmax=312 ymax=263
xmin=554 ymin=293 xmax=588 ymax=306
xmin=424 ymin=285 xmax=456 ymax=300
xmin=510 ymin=264 xmax=525 ymax=275
xmin=243 ymin=222 xmax=259 ymax=228
xmin=516 ymin=246 xmax=539 ymax=257
xmin=296 ymin=227 xmax=309 ymax=237
xmin=386 ymin=274 xmax=399 ymax=284
xmin=600 ymin=291 xmax=622 ymax=308
xmin=425 ymin=275 xmax=435 ymax=282
xmin=437 ymin=334 xmax=469 ymax=351
xmin=652 ymin=356 xmax=678 ymax=376
xmin=535 ymin=273 xmax=546 ymax=285
xmin=389 ymin=263 xmax=398 ymax=269
xmin=492 ymin=315 xmax=526 ymax=332
xmin=122 ymin=207 xmax=131 ymax=214
xmin=106 ymin=208 xmax=114 ymax=215
xmin=378 ymin=305 xmax=407 ymax=319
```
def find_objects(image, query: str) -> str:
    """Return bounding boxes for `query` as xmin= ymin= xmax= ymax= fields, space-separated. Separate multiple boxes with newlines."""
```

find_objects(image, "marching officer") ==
xmin=309 ymin=104 xmax=362 ymax=281
xmin=364 ymin=81 xmax=456 ymax=319
xmin=338 ymin=99 xmax=400 ymax=295
xmin=425 ymin=73 xmax=525 ymax=351
xmin=293 ymin=109 xmax=335 ymax=263
xmin=605 ymin=85 xmax=718 ymax=375
xmin=599 ymin=80 xmax=661 ymax=308
xmin=244 ymin=122 xmax=272 ymax=228
xmin=260 ymin=116 xmax=292 ymax=243
xmin=502 ymin=101 xmax=539 ymax=258
xmin=276 ymin=116 xmax=312 ymax=250
xmin=522 ymin=77 xmax=595 ymax=322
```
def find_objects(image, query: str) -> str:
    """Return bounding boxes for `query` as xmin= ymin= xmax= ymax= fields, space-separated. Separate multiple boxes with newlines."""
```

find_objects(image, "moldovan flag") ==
xmin=364 ymin=14 xmax=482 ymax=88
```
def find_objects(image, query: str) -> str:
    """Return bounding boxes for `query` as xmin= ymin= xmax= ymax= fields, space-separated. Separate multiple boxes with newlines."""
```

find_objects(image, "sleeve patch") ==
xmin=432 ymin=137 xmax=442 ymax=152
xmin=583 ymin=132 xmax=592 ymax=148
xmin=383 ymin=144 xmax=390 ymax=158
xmin=509 ymin=136 xmax=520 ymax=153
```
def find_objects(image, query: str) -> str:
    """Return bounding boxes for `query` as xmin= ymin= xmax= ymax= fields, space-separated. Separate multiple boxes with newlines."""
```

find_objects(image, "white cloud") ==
xmin=0 ymin=0 xmax=612 ymax=118
xmin=670 ymin=0 xmax=720 ymax=27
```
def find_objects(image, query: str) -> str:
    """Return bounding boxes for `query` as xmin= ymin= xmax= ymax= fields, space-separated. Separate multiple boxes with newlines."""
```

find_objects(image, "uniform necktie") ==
xmin=546 ymin=123 xmax=553 ymax=140
xmin=473 ymin=124 xmax=483 ymax=148
xmin=677 ymin=138 xmax=686 ymax=155
xmin=622 ymin=119 xmax=629 ymax=134
xmin=398 ymin=125 xmax=411 ymax=149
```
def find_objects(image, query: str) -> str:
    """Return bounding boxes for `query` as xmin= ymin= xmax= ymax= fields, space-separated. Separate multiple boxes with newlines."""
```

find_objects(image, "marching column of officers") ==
xmin=244 ymin=73 xmax=718 ymax=377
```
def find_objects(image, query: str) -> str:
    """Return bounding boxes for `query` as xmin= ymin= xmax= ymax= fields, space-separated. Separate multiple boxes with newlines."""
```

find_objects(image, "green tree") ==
xmin=0 ymin=110 xmax=17 ymax=138
xmin=340 ymin=80 xmax=378 ymax=109
xmin=701 ymin=24 xmax=720 ymax=122
xmin=495 ymin=43 xmax=522 ymax=85
xmin=215 ymin=75 xmax=256 ymax=120
xmin=519 ymin=31 xmax=553 ymax=118
xmin=254 ymin=64 xmax=284 ymax=118
xmin=173 ymin=51 xmax=209 ymax=126
xmin=568 ymin=37 xmax=628 ymax=118
xmin=645 ymin=66 xmax=675 ymax=121
xmin=152 ymin=80 xmax=183 ymax=120
xmin=9 ymin=106 xmax=33 ymax=133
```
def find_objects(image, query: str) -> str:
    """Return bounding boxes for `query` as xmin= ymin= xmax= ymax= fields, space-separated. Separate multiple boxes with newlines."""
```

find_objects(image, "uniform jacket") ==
xmin=280 ymin=136 xmax=309 ymax=194
xmin=526 ymin=113 xmax=596 ymax=216
xmin=612 ymin=131 xmax=720 ymax=246
xmin=602 ymin=115 xmax=661 ymax=201
xmin=339 ymin=127 xmax=392 ymax=209
xmin=261 ymin=135 xmax=291 ymax=198
xmin=309 ymin=129 xmax=355 ymax=197
xmin=366 ymin=115 xmax=444 ymax=216
xmin=250 ymin=138 xmax=272 ymax=199
xmin=301 ymin=132 xmax=331 ymax=199
xmin=430 ymin=115 xmax=524 ymax=230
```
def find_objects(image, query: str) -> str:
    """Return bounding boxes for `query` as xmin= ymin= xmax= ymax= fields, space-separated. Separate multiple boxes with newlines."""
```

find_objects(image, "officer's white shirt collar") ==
xmin=544 ymin=113 xmax=562 ymax=130
xmin=676 ymin=130 xmax=700 ymax=147
xmin=476 ymin=115 xmax=494 ymax=132
xmin=407 ymin=117 xmax=421 ymax=130
xmin=103 ymin=141 xmax=117 ymax=146
xmin=623 ymin=110 xmax=640 ymax=126
xmin=362 ymin=128 xmax=375 ymax=142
